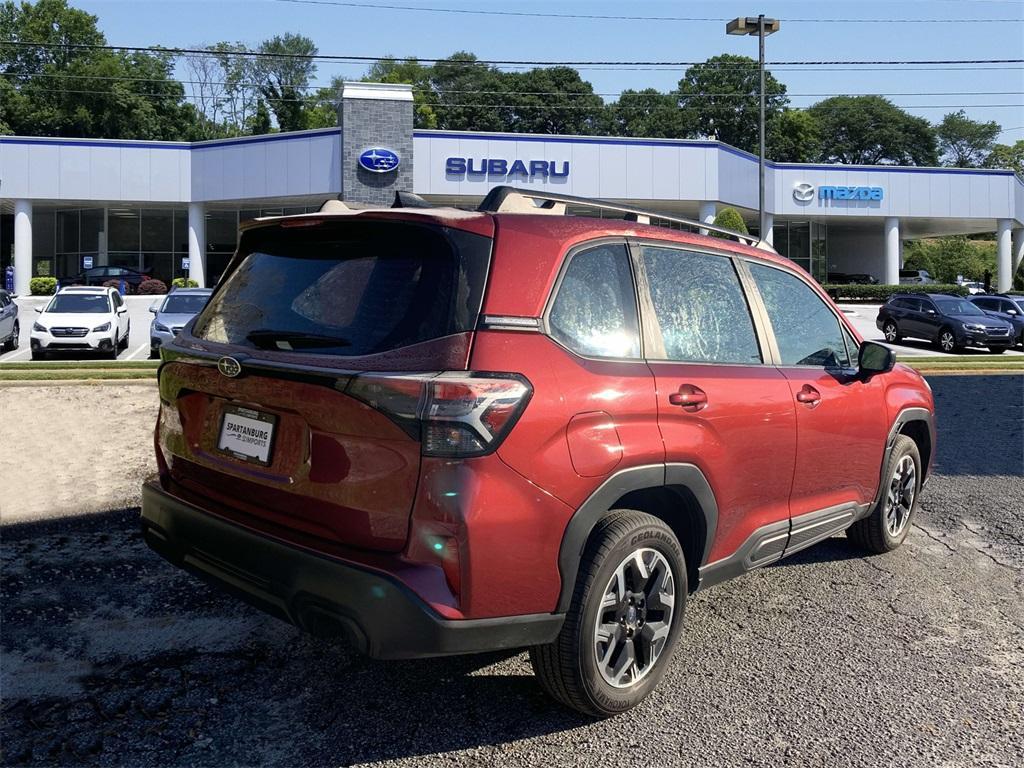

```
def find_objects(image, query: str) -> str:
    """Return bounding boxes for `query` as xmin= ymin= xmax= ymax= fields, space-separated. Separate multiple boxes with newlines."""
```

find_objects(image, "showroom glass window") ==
xmin=748 ymin=262 xmax=851 ymax=368
xmin=548 ymin=244 xmax=640 ymax=359
xmin=641 ymin=246 xmax=761 ymax=364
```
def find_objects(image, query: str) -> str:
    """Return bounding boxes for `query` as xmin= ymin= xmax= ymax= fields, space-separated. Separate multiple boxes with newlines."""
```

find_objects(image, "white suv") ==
xmin=30 ymin=286 xmax=130 ymax=360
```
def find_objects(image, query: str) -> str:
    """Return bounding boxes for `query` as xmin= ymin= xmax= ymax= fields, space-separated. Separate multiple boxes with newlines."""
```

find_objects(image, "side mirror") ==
xmin=859 ymin=341 xmax=896 ymax=376
xmin=116 ymin=306 xmax=127 ymax=314
xmin=1007 ymin=309 xmax=1019 ymax=316
xmin=926 ymin=309 xmax=936 ymax=315
xmin=149 ymin=305 xmax=158 ymax=314
xmin=34 ymin=307 xmax=43 ymax=314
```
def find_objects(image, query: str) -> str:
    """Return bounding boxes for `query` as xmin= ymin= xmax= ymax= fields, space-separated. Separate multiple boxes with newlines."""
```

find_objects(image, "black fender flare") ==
xmin=868 ymin=407 xmax=935 ymax=515
xmin=554 ymin=463 xmax=718 ymax=613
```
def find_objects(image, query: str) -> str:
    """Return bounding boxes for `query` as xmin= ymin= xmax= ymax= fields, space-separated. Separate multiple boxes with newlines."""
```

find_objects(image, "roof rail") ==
xmin=477 ymin=185 xmax=769 ymax=249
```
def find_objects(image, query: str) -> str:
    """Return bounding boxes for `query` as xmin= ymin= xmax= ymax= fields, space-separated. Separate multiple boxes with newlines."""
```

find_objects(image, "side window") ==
xmin=640 ymin=246 xmax=761 ymax=364
xmin=548 ymin=243 xmax=640 ymax=359
xmin=919 ymin=298 xmax=936 ymax=314
xmin=748 ymin=263 xmax=851 ymax=368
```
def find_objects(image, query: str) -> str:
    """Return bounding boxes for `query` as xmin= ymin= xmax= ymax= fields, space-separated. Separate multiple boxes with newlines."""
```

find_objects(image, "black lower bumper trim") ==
xmin=140 ymin=480 xmax=563 ymax=659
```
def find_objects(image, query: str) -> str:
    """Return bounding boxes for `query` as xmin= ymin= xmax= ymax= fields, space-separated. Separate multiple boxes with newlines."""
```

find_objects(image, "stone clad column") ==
xmin=13 ymin=200 xmax=32 ymax=296
xmin=995 ymin=219 xmax=1012 ymax=293
xmin=340 ymin=82 xmax=414 ymax=206
xmin=884 ymin=217 xmax=900 ymax=285
xmin=188 ymin=202 xmax=206 ymax=288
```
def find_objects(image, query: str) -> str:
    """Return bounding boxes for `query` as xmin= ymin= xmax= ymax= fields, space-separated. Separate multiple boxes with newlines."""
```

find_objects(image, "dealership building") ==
xmin=2 ymin=81 xmax=1023 ymax=295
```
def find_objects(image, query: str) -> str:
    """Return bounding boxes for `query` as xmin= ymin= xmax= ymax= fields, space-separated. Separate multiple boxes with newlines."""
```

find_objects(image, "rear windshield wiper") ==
xmin=245 ymin=329 xmax=351 ymax=350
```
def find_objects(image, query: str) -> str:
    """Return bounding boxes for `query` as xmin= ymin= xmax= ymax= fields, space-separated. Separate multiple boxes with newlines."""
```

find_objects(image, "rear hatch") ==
xmin=157 ymin=214 xmax=493 ymax=553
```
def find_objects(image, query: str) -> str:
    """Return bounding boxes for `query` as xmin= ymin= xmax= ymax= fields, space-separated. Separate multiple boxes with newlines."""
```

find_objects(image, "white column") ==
xmin=13 ymin=200 xmax=32 ymax=296
xmin=884 ymin=217 xmax=900 ymax=285
xmin=187 ymin=202 xmax=206 ymax=288
xmin=996 ymin=219 xmax=1012 ymax=293
xmin=698 ymin=201 xmax=716 ymax=236
xmin=762 ymin=211 xmax=774 ymax=246
xmin=1011 ymin=228 xmax=1024 ymax=280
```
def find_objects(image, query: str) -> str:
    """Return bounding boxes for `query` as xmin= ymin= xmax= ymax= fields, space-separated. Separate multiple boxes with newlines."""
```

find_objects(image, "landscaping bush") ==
xmin=171 ymin=277 xmax=199 ymax=289
xmin=711 ymin=207 xmax=748 ymax=237
xmin=29 ymin=277 xmax=57 ymax=295
xmin=822 ymin=283 xmax=969 ymax=302
xmin=137 ymin=278 xmax=168 ymax=295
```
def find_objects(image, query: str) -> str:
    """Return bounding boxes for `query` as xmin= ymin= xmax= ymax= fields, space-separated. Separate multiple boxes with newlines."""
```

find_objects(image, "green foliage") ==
xmin=364 ymin=59 xmax=438 ymax=128
xmin=137 ymin=278 xmax=168 ymax=294
xmin=810 ymin=96 xmax=938 ymax=166
xmin=984 ymin=140 xmax=1024 ymax=176
xmin=248 ymin=99 xmax=272 ymax=135
xmin=256 ymin=33 xmax=317 ymax=132
xmin=171 ymin=277 xmax=199 ymax=288
xmin=429 ymin=52 xmax=511 ymax=132
xmin=608 ymin=89 xmax=682 ymax=138
xmin=29 ymin=277 xmax=57 ymax=295
xmin=903 ymin=237 xmax=996 ymax=283
xmin=711 ymin=207 xmax=748 ymax=237
xmin=677 ymin=55 xmax=788 ymax=154
xmin=936 ymin=110 xmax=1000 ymax=168
xmin=823 ymin=283 xmax=969 ymax=301
xmin=769 ymin=109 xmax=822 ymax=163
xmin=505 ymin=67 xmax=605 ymax=135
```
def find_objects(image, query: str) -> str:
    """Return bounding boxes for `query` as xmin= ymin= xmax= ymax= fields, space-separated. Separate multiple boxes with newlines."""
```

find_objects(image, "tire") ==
xmin=2 ymin=322 xmax=19 ymax=352
xmin=988 ymin=346 xmax=1006 ymax=354
xmin=847 ymin=434 xmax=922 ymax=554
xmin=936 ymin=327 xmax=960 ymax=353
xmin=530 ymin=511 xmax=686 ymax=717
xmin=31 ymin=349 xmax=46 ymax=361
xmin=882 ymin=320 xmax=901 ymax=343
xmin=119 ymin=325 xmax=130 ymax=351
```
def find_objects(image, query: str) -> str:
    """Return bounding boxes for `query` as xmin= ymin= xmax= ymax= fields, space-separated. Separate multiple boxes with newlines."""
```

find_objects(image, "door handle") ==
xmin=668 ymin=384 xmax=708 ymax=411
xmin=795 ymin=384 xmax=821 ymax=405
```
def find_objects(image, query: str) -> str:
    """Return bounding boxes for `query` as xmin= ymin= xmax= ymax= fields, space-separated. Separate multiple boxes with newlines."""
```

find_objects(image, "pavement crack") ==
xmin=912 ymin=523 xmax=958 ymax=553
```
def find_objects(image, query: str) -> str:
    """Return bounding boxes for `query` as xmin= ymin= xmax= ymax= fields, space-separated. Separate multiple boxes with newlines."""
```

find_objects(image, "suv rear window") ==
xmin=192 ymin=220 xmax=491 ymax=356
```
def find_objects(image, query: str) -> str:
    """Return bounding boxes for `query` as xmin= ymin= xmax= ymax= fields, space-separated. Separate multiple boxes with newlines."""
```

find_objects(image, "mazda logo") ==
xmin=793 ymin=182 xmax=815 ymax=202
xmin=218 ymin=356 xmax=242 ymax=378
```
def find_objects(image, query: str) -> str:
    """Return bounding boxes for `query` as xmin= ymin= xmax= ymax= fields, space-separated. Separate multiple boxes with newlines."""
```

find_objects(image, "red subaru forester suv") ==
xmin=142 ymin=187 xmax=935 ymax=716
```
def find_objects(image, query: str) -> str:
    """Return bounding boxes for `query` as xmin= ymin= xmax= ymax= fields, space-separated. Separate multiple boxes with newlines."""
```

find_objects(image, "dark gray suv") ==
xmin=877 ymin=293 xmax=1014 ymax=353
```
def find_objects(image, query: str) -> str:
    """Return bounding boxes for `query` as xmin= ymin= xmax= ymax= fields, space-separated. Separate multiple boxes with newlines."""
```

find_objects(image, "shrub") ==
xmin=822 ymin=283 xmax=969 ymax=302
xmin=29 ymin=277 xmax=58 ymax=295
xmin=711 ymin=207 xmax=748 ymax=237
xmin=171 ymin=277 xmax=199 ymax=288
xmin=138 ymin=279 xmax=168 ymax=295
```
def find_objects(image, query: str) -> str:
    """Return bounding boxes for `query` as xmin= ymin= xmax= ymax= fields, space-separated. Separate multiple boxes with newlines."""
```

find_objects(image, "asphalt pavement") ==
xmin=1 ymin=374 xmax=1022 ymax=767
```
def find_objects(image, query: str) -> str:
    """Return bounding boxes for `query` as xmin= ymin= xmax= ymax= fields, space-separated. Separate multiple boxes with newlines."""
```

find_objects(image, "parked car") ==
xmin=877 ymin=293 xmax=1014 ymax=353
xmin=969 ymin=294 xmax=1024 ymax=347
xmin=0 ymin=289 xmax=19 ymax=353
xmin=141 ymin=187 xmax=935 ymax=717
xmin=72 ymin=265 xmax=150 ymax=291
xmin=899 ymin=269 xmax=936 ymax=285
xmin=828 ymin=272 xmax=879 ymax=285
xmin=149 ymin=288 xmax=213 ymax=358
xmin=960 ymin=281 xmax=987 ymax=295
xmin=30 ymin=286 xmax=130 ymax=360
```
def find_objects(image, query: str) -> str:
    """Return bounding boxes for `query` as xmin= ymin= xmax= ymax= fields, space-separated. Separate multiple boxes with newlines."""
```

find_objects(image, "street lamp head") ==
xmin=726 ymin=16 xmax=780 ymax=35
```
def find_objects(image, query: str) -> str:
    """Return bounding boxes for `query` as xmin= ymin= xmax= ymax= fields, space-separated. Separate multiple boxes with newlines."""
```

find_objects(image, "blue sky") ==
xmin=76 ymin=0 xmax=1024 ymax=142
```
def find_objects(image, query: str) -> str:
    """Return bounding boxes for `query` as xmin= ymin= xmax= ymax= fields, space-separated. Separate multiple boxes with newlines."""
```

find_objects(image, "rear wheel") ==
xmin=936 ymin=327 xmax=960 ymax=353
xmin=847 ymin=435 xmax=921 ymax=554
xmin=989 ymin=346 xmax=1007 ymax=354
xmin=530 ymin=511 xmax=686 ymax=717
xmin=882 ymin=321 xmax=901 ymax=343
xmin=31 ymin=348 xmax=46 ymax=361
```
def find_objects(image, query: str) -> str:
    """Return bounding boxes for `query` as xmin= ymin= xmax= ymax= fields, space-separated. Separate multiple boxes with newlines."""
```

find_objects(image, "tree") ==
xmin=903 ymin=237 xmax=995 ymax=283
xmin=504 ymin=67 xmax=605 ymax=135
xmin=430 ymin=52 xmax=510 ymax=132
xmin=677 ymin=54 xmax=788 ymax=153
xmin=809 ymin=96 xmax=938 ymax=166
xmin=768 ymin=109 xmax=821 ymax=163
xmin=984 ymin=140 xmax=1024 ymax=176
xmin=936 ymin=110 xmax=1000 ymax=167
xmin=363 ymin=57 xmax=437 ymax=128
xmin=608 ymin=89 xmax=682 ymax=138
xmin=248 ymin=99 xmax=272 ymax=135
xmin=255 ymin=33 xmax=316 ymax=132
xmin=711 ymin=207 xmax=748 ymax=237
xmin=214 ymin=42 xmax=260 ymax=134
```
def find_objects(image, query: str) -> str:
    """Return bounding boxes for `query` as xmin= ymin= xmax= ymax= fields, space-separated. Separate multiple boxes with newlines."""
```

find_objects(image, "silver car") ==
xmin=149 ymin=288 xmax=212 ymax=357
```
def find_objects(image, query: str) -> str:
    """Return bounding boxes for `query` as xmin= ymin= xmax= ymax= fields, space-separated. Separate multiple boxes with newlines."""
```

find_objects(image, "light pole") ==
xmin=727 ymin=15 xmax=780 ymax=242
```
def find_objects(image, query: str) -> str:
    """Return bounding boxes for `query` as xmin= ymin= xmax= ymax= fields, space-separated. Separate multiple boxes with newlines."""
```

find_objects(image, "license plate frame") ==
xmin=217 ymin=405 xmax=277 ymax=466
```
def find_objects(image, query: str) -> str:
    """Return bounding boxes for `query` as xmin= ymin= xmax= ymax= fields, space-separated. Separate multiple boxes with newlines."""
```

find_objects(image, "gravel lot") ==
xmin=1 ymin=375 xmax=1022 ymax=767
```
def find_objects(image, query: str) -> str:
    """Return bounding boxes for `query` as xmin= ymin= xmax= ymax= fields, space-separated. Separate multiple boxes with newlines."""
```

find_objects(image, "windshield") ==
xmin=46 ymin=294 xmax=111 ymax=314
xmin=160 ymin=294 xmax=210 ymax=315
xmin=192 ymin=220 xmax=491 ymax=357
xmin=935 ymin=298 xmax=984 ymax=316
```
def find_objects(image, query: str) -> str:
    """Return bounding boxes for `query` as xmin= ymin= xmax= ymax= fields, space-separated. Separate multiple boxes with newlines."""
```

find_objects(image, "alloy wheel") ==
xmin=940 ymin=331 xmax=955 ymax=352
xmin=885 ymin=454 xmax=916 ymax=537
xmin=883 ymin=322 xmax=898 ymax=342
xmin=593 ymin=548 xmax=675 ymax=688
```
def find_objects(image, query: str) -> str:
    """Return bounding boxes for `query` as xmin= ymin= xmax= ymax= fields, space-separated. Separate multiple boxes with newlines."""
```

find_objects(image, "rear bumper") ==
xmin=140 ymin=480 xmax=563 ymax=659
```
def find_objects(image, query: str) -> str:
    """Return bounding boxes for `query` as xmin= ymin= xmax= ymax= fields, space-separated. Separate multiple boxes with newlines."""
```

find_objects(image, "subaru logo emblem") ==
xmin=218 ymin=356 xmax=241 ymax=378
xmin=793 ymin=182 xmax=814 ymax=202
xmin=358 ymin=147 xmax=400 ymax=173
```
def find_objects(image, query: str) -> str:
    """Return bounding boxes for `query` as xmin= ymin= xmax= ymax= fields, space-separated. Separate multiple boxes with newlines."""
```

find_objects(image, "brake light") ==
xmin=346 ymin=372 xmax=532 ymax=457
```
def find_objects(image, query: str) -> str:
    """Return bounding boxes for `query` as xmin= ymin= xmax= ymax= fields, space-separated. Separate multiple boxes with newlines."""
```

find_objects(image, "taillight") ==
xmin=346 ymin=372 xmax=531 ymax=457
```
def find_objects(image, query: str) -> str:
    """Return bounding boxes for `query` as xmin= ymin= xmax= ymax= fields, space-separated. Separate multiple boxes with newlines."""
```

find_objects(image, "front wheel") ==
xmin=882 ymin=321 xmax=901 ymax=343
xmin=530 ymin=511 xmax=686 ymax=717
xmin=989 ymin=346 xmax=1007 ymax=354
xmin=936 ymin=327 xmax=960 ymax=353
xmin=847 ymin=434 xmax=922 ymax=554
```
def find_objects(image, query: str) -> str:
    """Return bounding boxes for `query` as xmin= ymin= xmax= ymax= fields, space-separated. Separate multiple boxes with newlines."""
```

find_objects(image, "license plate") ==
xmin=217 ymin=405 xmax=277 ymax=465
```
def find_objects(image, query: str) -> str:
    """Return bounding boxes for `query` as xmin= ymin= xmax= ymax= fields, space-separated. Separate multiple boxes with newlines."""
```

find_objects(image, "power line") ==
xmin=2 ymin=40 xmax=1021 ymax=68
xmin=269 ymin=0 xmax=1024 ymax=24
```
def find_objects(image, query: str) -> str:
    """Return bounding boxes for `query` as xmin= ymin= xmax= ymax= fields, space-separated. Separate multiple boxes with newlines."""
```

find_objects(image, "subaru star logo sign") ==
xmin=793 ymin=182 xmax=815 ymax=202
xmin=358 ymin=147 xmax=400 ymax=173
xmin=218 ymin=356 xmax=242 ymax=378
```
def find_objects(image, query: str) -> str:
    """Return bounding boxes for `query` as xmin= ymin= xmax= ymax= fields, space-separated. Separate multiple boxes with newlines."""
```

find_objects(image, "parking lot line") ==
xmin=3 ymin=346 xmax=34 ymax=362
xmin=127 ymin=342 xmax=151 ymax=361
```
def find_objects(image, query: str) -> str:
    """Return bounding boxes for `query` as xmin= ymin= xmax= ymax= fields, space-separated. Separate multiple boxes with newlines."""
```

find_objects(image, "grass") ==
xmin=0 ymin=369 xmax=156 ymax=381
xmin=0 ymin=360 xmax=159 ymax=370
